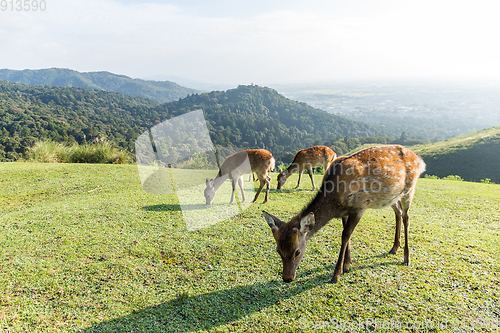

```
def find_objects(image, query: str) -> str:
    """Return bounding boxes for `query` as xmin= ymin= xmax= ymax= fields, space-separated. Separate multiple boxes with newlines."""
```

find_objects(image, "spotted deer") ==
xmin=205 ymin=149 xmax=275 ymax=205
xmin=263 ymin=145 xmax=426 ymax=283
xmin=277 ymin=145 xmax=337 ymax=191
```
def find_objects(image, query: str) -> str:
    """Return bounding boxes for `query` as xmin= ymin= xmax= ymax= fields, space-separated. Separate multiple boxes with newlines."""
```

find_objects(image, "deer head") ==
xmin=263 ymin=210 xmax=315 ymax=282
xmin=204 ymin=178 xmax=216 ymax=205
xmin=276 ymin=169 xmax=287 ymax=190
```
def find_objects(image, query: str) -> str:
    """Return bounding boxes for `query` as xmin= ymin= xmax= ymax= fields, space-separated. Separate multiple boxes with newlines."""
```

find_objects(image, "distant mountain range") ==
xmin=142 ymin=74 xmax=232 ymax=92
xmin=0 ymin=68 xmax=200 ymax=103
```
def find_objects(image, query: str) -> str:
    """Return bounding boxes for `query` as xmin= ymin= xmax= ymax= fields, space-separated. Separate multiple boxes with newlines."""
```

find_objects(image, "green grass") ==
xmin=1 ymin=163 xmax=499 ymax=332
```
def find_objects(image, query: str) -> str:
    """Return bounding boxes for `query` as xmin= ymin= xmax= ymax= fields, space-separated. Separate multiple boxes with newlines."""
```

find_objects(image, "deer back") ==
xmin=246 ymin=149 xmax=275 ymax=175
xmin=292 ymin=145 xmax=336 ymax=168
xmin=320 ymin=145 xmax=425 ymax=211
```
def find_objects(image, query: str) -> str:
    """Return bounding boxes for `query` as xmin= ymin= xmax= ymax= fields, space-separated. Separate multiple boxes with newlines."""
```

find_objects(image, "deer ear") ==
xmin=299 ymin=213 xmax=315 ymax=234
xmin=279 ymin=167 xmax=283 ymax=173
xmin=263 ymin=211 xmax=284 ymax=231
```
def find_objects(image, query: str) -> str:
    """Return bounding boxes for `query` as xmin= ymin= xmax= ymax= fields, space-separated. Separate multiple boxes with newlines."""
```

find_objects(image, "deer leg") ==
xmin=306 ymin=165 xmax=315 ymax=191
xmin=238 ymin=176 xmax=245 ymax=203
xmin=324 ymin=162 xmax=332 ymax=178
xmin=263 ymin=174 xmax=271 ymax=204
xmin=331 ymin=210 xmax=363 ymax=283
xmin=252 ymin=177 xmax=265 ymax=203
xmin=295 ymin=169 xmax=303 ymax=189
xmin=229 ymin=177 xmax=237 ymax=203
xmin=389 ymin=201 xmax=403 ymax=254
xmin=400 ymin=190 xmax=414 ymax=266
xmin=341 ymin=216 xmax=351 ymax=272
xmin=402 ymin=210 xmax=410 ymax=265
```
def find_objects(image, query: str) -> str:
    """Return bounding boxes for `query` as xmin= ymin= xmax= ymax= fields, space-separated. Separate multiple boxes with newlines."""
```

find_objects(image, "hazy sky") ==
xmin=1 ymin=0 xmax=499 ymax=85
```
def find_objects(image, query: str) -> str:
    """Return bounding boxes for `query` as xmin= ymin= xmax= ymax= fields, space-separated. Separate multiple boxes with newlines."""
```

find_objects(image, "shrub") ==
xmin=68 ymin=142 xmax=132 ymax=164
xmin=25 ymin=141 xmax=70 ymax=163
xmin=442 ymin=175 xmax=464 ymax=181
xmin=313 ymin=166 xmax=324 ymax=174
xmin=25 ymin=141 xmax=132 ymax=164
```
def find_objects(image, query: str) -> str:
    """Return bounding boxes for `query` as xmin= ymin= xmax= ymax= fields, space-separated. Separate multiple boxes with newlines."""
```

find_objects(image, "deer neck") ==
xmin=284 ymin=163 xmax=299 ymax=178
xmin=212 ymin=171 xmax=228 ymax=191
xmin=299 ymin=189 xmax=344 ymax=239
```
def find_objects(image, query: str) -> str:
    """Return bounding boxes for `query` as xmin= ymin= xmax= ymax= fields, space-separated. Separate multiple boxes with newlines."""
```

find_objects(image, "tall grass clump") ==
xmin=25 ymin=141 xmax=133 ymax=164
xmin=68 ymin=142 xmax=132 ymax=164
xmin=24 ymin=141 xmax=71 ymax=163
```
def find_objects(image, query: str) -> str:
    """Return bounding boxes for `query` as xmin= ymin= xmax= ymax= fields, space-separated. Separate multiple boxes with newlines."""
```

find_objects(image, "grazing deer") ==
xmin=205 ymin=149 xmax=275 ymax=205
xmin=277 ymin=145 xmax=337 ymax=190
xmin=263 ymin=145 xmax=425 ymax=283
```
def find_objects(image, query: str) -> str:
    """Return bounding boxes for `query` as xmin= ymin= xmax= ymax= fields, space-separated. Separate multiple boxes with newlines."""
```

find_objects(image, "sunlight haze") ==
xmin=1 ymin=0 xmax=499 ymax=85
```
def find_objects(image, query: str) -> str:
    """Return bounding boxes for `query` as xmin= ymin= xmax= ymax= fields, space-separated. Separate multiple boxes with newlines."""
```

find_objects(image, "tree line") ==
xmin=1 ymin=81 xmax=424 ymax=164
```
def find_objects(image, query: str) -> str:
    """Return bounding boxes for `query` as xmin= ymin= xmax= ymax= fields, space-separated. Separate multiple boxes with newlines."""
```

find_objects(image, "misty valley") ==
xmin=277 ymin=81 xmax=500 ymax=141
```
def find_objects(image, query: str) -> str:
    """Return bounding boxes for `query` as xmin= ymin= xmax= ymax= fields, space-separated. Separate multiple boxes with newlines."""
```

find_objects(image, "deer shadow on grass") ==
xmin=275 ymin=188 xmax=313 ymax=194
xmin=143 ymin=203 xmax=235 ymax=212
xmin=77 ymin=267 xmax=332 ymax=333
xmin=348 ymin=252 xmax=406 ymax=272
xmin=142 ymin=204 xmax=182 ymax=212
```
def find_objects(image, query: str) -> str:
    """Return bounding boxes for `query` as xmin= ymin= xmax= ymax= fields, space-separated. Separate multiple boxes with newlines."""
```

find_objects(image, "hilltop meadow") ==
xmin=1 ymin=76 xmax=500 ymax=332
xmin=1 ymin=162 xmax=499 ymax=332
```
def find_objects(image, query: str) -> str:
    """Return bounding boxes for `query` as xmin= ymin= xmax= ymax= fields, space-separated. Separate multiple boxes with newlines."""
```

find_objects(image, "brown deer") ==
xmin=205 ymin=149 xmax=275 ymax=205
xmin=277 ymin=145 xmax=337 ymax=191
xmin=263 ymin=145 xmax=425 ymax=283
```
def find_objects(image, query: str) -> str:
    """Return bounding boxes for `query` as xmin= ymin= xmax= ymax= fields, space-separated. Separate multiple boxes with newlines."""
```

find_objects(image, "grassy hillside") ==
xmin=0 ymin=68 xmax=199 ymax=103
xmin=1 ymin=163 xmax=499 ymax=332
xmin=411 ymin=126 xmax=500 ymax=183
xmin=342 ymin=126 xmax=500 ymax=183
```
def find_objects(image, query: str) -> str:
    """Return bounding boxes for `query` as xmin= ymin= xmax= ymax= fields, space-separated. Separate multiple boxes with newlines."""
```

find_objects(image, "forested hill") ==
xmin=154 ymin=85 xmax=382 ymax=159
xmin=0 ymin=80 xmax=159 ymax=160
xmin=0 ymin=81 xmax=382 ymax=163
xmin=0 ymin=68 xmax=199 ymax=103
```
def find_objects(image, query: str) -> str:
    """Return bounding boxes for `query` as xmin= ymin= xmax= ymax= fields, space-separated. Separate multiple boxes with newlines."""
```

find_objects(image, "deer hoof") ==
xmin=329 ymin=274 xmax=341 ymax=283
xmin=329 ymin=277 xmax=339 ymax=284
